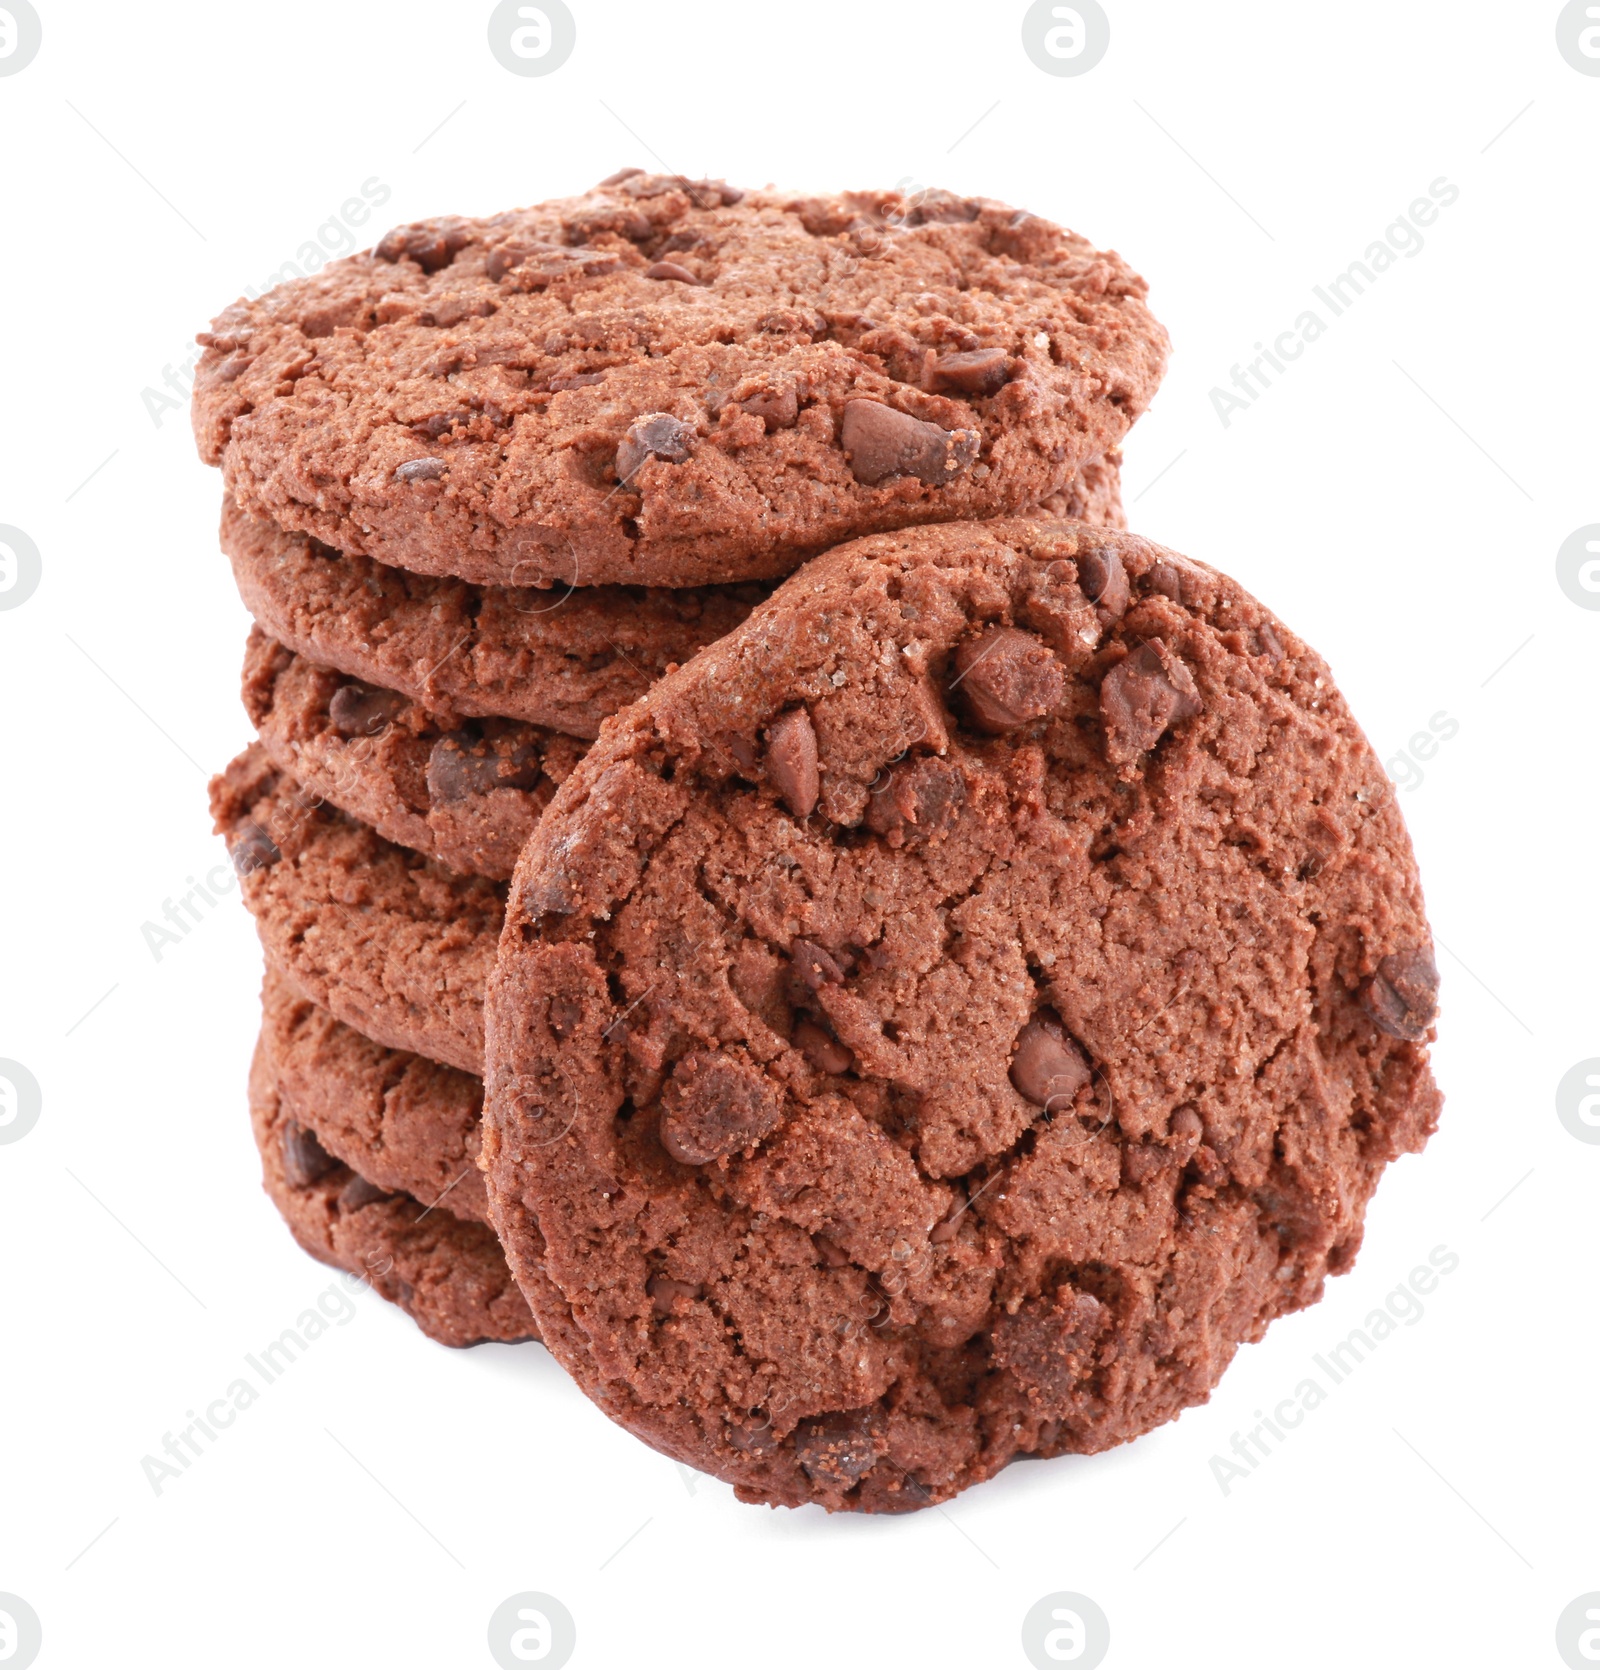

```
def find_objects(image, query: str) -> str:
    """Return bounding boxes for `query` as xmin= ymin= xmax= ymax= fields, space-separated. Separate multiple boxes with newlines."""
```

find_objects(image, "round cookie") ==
xmin=260 ymin=970 xmax=490 ymax=1223
xmin=248 ymin=1038 xmax=533 ymax=1347
xmin=222 ymin=498 xmax=768 ymax=739
xmin=193 ymin=174 xmax=1162 ymax=587
xmin=244 ymin=628 xmax=586 ymax=880
xmin=483 ymin=518 xmax=1442 ymax=1512
xmin=212 ymin=745 xmax=499 ymax=1073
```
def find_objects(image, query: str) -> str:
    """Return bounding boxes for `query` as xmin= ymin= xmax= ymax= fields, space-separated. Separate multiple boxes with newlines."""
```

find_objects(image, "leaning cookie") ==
xmin=483 ymin=518 xmax=1441 ymax=1512
xmin=260 ymin=970 xmax=490 ymax=1222
xmin=223 ymin=499 xmax=768 ymax=740
xmin=244 ymin=629 xmax=585 ymax=879
xmin=248 ymin=1038 xmax=534 ymax=1347
xmin=212 ymin=745 xmax=499 ymax=1073
xmin=194 ymin=175 xmax=1161 ymax=587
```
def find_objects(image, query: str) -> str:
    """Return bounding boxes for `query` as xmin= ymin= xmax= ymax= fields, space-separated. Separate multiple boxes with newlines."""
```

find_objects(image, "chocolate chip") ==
xmin=794 ymin=1018 xmax=854 ymax=1075
xmin=281 ymin=1121 xmax=339 ymax=1188
xmin=615 ymin=413 xmax=696 ymax=481
xmin=565 ymin=205 xmax=654 ymax=244
xmin=414 ymin=409 xmax=476 ymax=440
xmin=1168 ymin=1105 xmax=1204 ymax=1152
xmin=644 ymin=261 xmax=702 ymax=283
xmin=726 ymin=1416 xmax=779 ymax=1455
xmin=952 ymin=626 xmax=1065 ymax=734
xmin=339 ymin=1175 xmax=392 ymax=1211
xmin=688 ymin=178 xmax=746 ymax=206
xmin=764 ymin=707 xmax=819 ymax=818
xmin=863 ymin=756 xmax=966 ymax=843
xmin=393 ymin=457 xmax=445 ymax=484
xmin=813 ymin=1233 xmax=850 ymax=1268
xmin=426 ymin=732 xmax=541 ymax=803
xmin=619 ymin=173 xmax=740 ymax=206
xmin=793 ymin=1409 xmax=881 ymax=1488
xmin=328 ymin=682 xmax=406 ymax=738
xmin=840 ymin=400 xmax=980 ymax=487
xmin=929 ymin=347 xmax=1012 ymax=397
xmin=789 ymin=197 xmax=861 ymax=237
xmin=646 ymin=1274 xmax=702 ymax=1316
xmin=1099 ymin=639 xmax=1203 ymax=767
xmin=1009 ymin=1010 xmax=1091 ymax=1109
xmin=1145 ymin=562 xmax=1184 ymax=602
xmin=1121 ymin=1143 xmax=1171 ymax=1187
xmin=1363 ymin=946 xmax=1439 ymax=1041
xmin=790 ymin=939 xmax=845 ymax=993
xmin=598 ymin=167 xmax=645 ymax=186
xmin=373 ymin=218 xmax=472 ymax=272
xmin=486 ymin=239 xmax=623 ymax=286
xmin=658 ymin=1050 xmax=786 ymax=1165
xmin=737 ymin=384 xmax=799 ymax=430
xmin=1076 ymin=545 xmax=1130 ymax=617
xmin=230 ymin=821 xmax=280 ymax=876
xmin=1256 ymin=623 xmax=1285 ymax=662
xmin=548 ymin=993 xmax=583 ymax=1040
xmin=902 ymin=190 xmax=981 ymax=225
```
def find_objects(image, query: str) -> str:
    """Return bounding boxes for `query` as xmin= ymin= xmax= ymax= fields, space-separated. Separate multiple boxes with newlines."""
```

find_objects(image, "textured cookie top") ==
xmin=483 ymin=518 xmax=1440 ymax=1511
xmin=194 ymin=176 xmax=1165 ymax=587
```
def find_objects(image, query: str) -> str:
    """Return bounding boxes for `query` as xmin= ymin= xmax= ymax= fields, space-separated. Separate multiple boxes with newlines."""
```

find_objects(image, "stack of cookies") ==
xmin=195 ymin=174 xmax=1441 ymax=1510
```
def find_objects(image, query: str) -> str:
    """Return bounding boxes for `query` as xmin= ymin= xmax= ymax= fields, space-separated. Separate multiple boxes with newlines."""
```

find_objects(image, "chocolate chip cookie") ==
xmin=244 ymin=629 xmax=585 ymax=879
xmin=249 ymin=1037 xmax=533 ymax=1347
xmin=260 ymin=970 xmax=490 ymax=1222
xmin=212 ymin=745 xmax=500 ymax=1073
xmin=222 ymin=499 xmax=767 ymax=739
xmin=194 ymin=176 xmax=1162 ymax=587
xmin=483 ymin=518 xmax=1441 ymax=1512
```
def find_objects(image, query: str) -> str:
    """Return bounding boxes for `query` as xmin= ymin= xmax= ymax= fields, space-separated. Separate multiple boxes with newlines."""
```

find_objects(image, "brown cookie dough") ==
xmin=483 ymin=518 xmax=1441 ymax=1512
xmin=249 ymin=1037 xmax=533 ymax=1347
xmin=260 ymin=970 xmax=490 ymax=1223
xmin=244 ymin=628 xmax=585 ymax=879
xmin=194 ymin=176 xmax=1162 ymax=587
xmin=222 ymin=498 xmax=767 ymax=739
xmin=212 ymin=745 xmax=500 ymax=1073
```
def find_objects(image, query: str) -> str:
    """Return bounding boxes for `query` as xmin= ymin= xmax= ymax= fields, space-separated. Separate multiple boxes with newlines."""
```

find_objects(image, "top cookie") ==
xmin=482 ymin=518 xmax=1441 ymax=1512
xmin=193 ymin=175 xmax=1166 ymax=588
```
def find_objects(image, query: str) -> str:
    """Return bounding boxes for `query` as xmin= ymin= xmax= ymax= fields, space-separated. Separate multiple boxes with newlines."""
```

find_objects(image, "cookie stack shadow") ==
xmin=193 ymin=172 xmax=1440 ymax=1511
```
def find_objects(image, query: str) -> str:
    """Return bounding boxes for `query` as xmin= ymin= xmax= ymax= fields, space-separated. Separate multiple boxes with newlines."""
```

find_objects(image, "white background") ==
xmin=1 ymin=3 xmax=1596 ymax=1666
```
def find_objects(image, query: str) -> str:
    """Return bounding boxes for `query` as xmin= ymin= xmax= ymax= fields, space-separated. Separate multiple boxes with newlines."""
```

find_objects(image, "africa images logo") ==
xmin=0 ymin=2 xmax=42 ymax=76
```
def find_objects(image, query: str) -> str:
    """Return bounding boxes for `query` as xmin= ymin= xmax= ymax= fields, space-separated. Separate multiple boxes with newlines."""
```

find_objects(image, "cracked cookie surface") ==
xmin=194 ymin=175 xmax=1159 ymax=586
xmin=483 ymin=518 xmax=1441 ymax=1512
